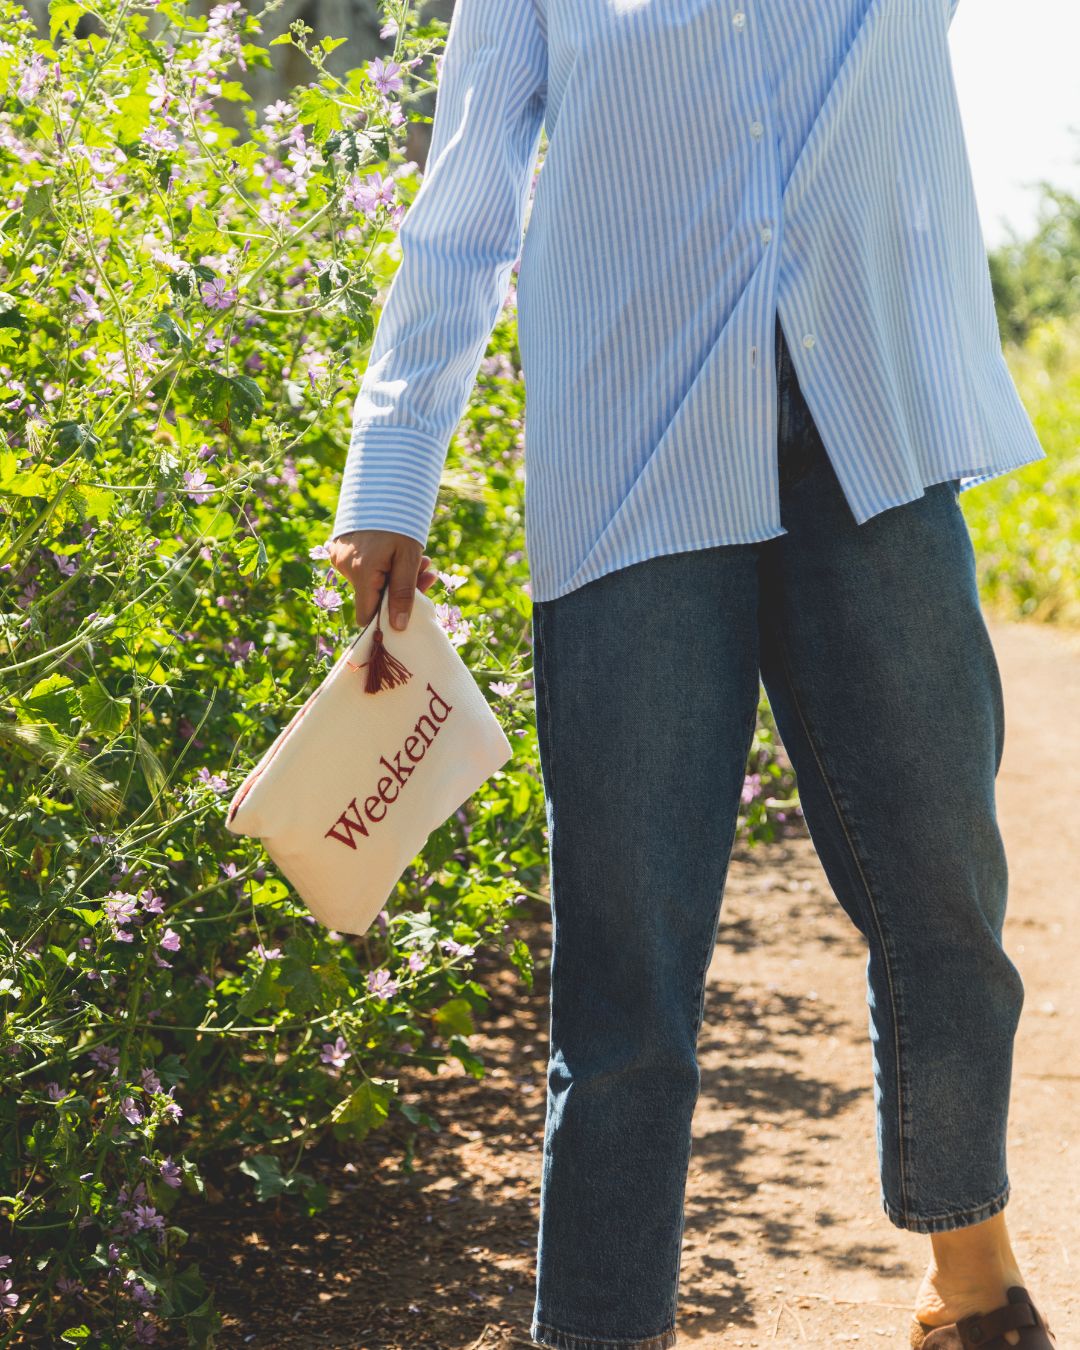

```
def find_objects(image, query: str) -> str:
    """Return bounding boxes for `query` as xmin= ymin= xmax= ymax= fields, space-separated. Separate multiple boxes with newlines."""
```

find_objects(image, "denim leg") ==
xmin=755 ymin=429 xmax=1024 ymax=1233
xmin=529 ymin=547 xmax=761 ymax=1350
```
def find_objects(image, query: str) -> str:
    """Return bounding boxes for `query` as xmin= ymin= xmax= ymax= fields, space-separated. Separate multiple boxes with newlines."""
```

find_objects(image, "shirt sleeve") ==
xmin=332 ymin=0 xmax=548 ymax=547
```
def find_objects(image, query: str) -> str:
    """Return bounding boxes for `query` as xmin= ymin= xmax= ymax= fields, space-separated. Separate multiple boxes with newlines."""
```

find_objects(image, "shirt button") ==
xmin=732 ymin=10 xmax=746 ymax=29
xmin=760 ymin=225 xmax=773 ymax=245
xmin=802 ymin=333 xmax=816 ymax=349
xmin=750 ymin=120 xmax=764 ymax=140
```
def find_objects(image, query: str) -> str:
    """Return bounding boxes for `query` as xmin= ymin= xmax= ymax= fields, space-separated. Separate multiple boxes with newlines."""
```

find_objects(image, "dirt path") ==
xmin=201 ymin=615 xmax=1080 ymax=1349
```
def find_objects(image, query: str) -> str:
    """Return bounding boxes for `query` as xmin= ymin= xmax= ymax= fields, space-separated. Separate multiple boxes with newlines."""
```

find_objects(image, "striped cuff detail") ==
xmin=332 ymin=425 xmax=448 ymax=547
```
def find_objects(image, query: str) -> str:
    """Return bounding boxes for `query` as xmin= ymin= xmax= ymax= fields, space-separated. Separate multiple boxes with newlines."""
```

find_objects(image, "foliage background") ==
xmin=0 ymin=0 xmax=1076 ymax=1343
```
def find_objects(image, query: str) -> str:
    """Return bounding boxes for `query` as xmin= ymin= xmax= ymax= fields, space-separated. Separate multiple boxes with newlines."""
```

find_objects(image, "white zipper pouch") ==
xmin=225 ymin=587 xmax=513 ymax=935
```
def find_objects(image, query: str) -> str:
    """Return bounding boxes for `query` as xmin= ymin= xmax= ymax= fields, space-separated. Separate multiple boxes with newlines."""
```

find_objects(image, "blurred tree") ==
xmin=989 ymin=179 xmax=1080 ymax=346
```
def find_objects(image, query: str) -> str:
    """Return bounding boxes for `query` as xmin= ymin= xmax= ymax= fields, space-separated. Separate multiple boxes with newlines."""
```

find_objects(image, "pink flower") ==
xmin=345 ymin=170 xmax=396 ymax=217
xmin=159 ymin=928 xmax=181 ymax=953
xmin=313 ymin=585 xmax=343 ymax=612
xmin=72 ymin=284 xmax=103 ymax=323
xmin=183 ymin=468 xmax=211 ymax=504
xmin=159 ymin=1158 xmax=182 ymax=1187
xmin=368 ymin=56 xmax=404 ymax=96
xmin=262 ymin=99 xmax=294 ymax=127
xmin=121 ymin=1096 xmax=144 ymax=1125
xmin=366 ymin=968 xmax=398 ymax=1000
xmin=141 ymin=125 xmax=178 ymax=153
xmin=196 ymin=767 xmax=229 ymax=794
xmin=200 ymin=277 xmax=237 ymax=311
xmin=138 ymin=888 xmax=165 ymax=915
xmin=440 ymin=938 xmax=475 ymax=958
xmin=320 ymin=1036 xmax=351 ymax=1069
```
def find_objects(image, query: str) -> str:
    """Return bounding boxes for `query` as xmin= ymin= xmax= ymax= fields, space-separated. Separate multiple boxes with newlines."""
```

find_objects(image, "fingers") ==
xmin=387 ymin=541 xmax=421 ymax=631
xmin=327 ymin=530 xmax=431 ymax=630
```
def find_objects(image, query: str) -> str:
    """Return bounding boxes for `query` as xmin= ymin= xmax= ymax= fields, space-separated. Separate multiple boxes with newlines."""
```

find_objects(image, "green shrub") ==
xmin=0 ymin=1 xmax=796 ymax=1341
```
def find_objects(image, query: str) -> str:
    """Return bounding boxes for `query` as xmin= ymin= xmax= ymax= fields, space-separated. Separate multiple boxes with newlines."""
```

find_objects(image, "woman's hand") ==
xmin=329 ymin=530 xmax=439 ymax=631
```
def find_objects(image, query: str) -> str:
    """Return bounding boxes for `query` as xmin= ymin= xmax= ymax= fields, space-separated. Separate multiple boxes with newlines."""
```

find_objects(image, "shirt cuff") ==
xmin=331 ymin=424 xmax=448 ymax=547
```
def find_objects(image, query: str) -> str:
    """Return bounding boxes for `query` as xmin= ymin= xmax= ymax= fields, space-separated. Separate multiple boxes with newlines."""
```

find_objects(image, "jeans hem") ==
xmin=882 ymin=1178 xmax=1011 ymax=1234
xmin=530 ymin=1318 xmax=678 ymax=1349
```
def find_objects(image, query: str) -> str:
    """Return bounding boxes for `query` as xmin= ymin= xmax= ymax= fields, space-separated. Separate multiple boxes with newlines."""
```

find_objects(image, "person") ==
xmin=328 ymin=2 xmax=1057 ymax=1347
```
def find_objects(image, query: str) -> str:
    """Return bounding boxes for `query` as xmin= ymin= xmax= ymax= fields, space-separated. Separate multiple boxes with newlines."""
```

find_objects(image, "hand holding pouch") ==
xmin=225 ymin=586 xmax=513 ymax=935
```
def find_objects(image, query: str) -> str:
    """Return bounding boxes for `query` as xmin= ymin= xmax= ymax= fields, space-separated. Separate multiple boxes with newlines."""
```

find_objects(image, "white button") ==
xmin=760 ymin=225 xmax=773 ymax=245
xmin=750 ymin=120 xmax=764 ymax=140
xmin=732 ymin=10 xmax=746 ymax=29
xmin=803 ymin=333 xmax=816 ymax=349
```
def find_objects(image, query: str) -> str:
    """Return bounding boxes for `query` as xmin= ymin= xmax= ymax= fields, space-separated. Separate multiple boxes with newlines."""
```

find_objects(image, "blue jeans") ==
xmin=527 ymin=315 xmax=1025 ymax=1350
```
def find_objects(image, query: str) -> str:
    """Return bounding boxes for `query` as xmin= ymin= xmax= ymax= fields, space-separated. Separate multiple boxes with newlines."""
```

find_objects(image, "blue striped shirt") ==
xmin=332 ymin=0 xmax=1047 ymax=603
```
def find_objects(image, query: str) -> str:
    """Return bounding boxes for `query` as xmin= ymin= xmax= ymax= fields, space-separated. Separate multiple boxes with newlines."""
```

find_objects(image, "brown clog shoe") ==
xmin=909 ymin=1285 xmax=1057 ymax=1349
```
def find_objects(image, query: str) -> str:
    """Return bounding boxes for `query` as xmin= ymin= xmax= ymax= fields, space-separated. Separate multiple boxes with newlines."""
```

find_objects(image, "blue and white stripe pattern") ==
xmin=333 ymin=0 xmax=1047 ymax=603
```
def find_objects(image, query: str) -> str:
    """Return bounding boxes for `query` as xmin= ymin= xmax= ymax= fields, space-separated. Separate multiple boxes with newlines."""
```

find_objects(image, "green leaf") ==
xmin=238 ymin=1153 xmax=289 ymax=1201
xmin=55 ymin=420 xmax=102 ymax=457
xmin=78 ymin=679 xmax=130 ymax=736
xmin=190 ymin=504 xmax=237 ymax=540
xmin=448 ymin=1033 xmax=486 ymax=1079
xmin=235 ymin=534 xmax=268 ymax=578
xmin=1 ymin=467 xmax=53 ymax=497
xmin=277 ymin=954 xmax=320 ymax=1011
xmin=237 ymin=961 xmax=283 ymax=1016
xmin=433 ymin=996 xmax=475 ymax=1038
xmin=329 ymin=1078 xmax=392 ymax=1139
xmin=49 ymin=0 xmax=83 ymax=41
xmin=189 ymin=369 xmax=264 ymax=429
xmin=152 ymin=310 xmax=192 ymax=355
xmin=21 ymin=673 xmax=75 ymax=724
xmin=114 ymin=92 xmax=152 ymax=142
xmin=59 ymin=1327 xmax=91 ymax=1345
xmin=295 ymin=86 xmax=343 ymax=141
xmin=21 ymin=184 xmax=53 ymax=231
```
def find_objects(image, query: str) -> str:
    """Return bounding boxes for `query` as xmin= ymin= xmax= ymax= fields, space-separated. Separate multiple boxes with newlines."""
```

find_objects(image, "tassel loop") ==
xmin=359 ymin=588 xmax=412 ymax=694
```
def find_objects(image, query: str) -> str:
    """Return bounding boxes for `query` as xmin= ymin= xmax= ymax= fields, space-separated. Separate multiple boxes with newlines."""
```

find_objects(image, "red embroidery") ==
xmin=324 ymin=682 xmax=454 ymax=848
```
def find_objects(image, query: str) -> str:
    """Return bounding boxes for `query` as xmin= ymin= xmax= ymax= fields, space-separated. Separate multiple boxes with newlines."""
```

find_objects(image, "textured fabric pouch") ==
xmin=226 ymin=586 xmax=513 ymax=935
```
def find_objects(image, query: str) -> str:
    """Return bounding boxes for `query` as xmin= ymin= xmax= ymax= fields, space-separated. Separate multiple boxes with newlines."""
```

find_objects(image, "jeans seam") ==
xmin=768 ymin=625 xmax=915 ymax=1224
xmin=532 ymin=1318 xmax=678 ymax=1349
xmin=535 ymin=600 xmax=558 ymax=830
xmin=881 ymin=1178 xmax=1011 ymax=1233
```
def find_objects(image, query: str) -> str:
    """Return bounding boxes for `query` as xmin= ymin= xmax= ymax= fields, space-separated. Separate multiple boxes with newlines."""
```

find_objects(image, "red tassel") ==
xmin=360 ymin=595 xmax=412 ymax=693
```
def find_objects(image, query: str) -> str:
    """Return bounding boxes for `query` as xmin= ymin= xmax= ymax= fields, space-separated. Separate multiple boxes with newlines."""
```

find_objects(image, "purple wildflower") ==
xmin=320 ymin=1036 xmax=351 ymax=1070
xmin=159 ymin=1157 xmax=182 ymax=1188
xmin=366 ymin=968 xmax=398 ymax=999
xmin=313 ymin=585 xmax=343 ymax=612
xmin=182 ymin=468 xmax=211 ymax=504
xmin=200 ymin=277 xmax=237 ymax=310
xmin=121 ymin=1096 xmax=144 ymax=1125
xmin=368 ymin=56 xmax=404 ymax=96
xmin=440 ymin=938 xmax=476 ymax=958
